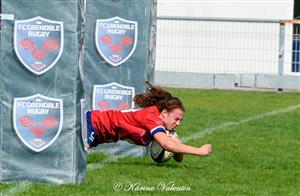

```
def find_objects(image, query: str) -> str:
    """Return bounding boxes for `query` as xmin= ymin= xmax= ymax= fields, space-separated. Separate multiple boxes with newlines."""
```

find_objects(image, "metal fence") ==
xmin=155 ymin=16 xmax=300 ymax=90
xmin=291 ymin=21 xmax=300 ymax=72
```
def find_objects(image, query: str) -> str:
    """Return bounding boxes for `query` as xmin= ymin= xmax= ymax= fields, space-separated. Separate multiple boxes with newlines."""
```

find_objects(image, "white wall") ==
xmin=157 ymin=0 xmax=294 ymax=20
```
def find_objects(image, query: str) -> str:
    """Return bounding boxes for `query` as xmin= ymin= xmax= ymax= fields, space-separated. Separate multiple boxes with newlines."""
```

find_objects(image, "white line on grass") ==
xmin=87 ymin=148 xmax=142 ymax=171
xmin=181 ymin=104 xmax=300 ymax=143
xmin=87 ymin=154 xmax=118 ymax=171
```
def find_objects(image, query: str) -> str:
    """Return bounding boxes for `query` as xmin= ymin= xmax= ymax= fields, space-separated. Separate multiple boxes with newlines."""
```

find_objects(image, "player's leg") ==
xmin=86 ymin=111 xmax=99 ymax=149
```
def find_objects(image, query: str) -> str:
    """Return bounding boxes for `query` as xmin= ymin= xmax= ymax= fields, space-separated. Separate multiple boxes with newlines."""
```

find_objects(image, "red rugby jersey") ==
xmin=90 ymin=106 xmax=166 ymax=146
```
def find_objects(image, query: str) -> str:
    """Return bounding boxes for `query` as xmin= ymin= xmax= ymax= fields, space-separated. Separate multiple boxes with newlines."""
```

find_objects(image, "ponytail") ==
xmin=134 ymin=82 xmax=185 ymax=112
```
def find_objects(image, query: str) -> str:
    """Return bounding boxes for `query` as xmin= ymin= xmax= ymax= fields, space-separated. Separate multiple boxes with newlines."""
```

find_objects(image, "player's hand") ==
xmin=173 ymin=153 xmax=184 ymax=162
xmin=198 ymin=144 xmax=212 ymax=156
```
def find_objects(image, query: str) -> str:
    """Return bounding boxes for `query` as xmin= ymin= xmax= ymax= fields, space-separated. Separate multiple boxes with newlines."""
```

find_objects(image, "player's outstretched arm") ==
xmin=153 ymin=132 xmax=212 ymax=156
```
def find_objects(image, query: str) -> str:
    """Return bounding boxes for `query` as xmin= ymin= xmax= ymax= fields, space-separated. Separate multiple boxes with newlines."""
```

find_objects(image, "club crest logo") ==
xmin=93 ymin=82 xmax=135 ymax=111
xmin=14 ymin=16 xmax=64 ymax=75
xmin=95 ymin=16 xmax=137 ymax=66
xmin=13 ymin=94 xmax=63 ymax=152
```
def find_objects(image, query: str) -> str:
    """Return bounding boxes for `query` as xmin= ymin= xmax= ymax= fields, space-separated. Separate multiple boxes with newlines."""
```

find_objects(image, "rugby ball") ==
xmin=150 ymin=130 xmax=178 ymax=163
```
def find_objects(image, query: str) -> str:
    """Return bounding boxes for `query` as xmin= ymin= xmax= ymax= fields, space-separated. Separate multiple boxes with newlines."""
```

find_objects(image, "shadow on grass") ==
xmin=104 ymin=159 xmax=206 ymax=170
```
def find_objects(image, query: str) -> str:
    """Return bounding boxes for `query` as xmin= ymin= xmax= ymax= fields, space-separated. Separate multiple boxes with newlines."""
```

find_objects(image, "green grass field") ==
xmin=1 ymin=88 xmax=300 ymax=195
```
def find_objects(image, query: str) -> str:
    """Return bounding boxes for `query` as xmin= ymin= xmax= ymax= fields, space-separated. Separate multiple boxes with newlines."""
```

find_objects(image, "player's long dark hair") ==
xmin=134 ymin=82 xmax=185 ymax=112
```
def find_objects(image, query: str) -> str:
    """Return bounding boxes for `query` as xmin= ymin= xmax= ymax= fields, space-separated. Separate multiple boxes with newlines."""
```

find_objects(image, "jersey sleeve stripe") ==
xmin=150 ymin=126 xmax=166 ymax=137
